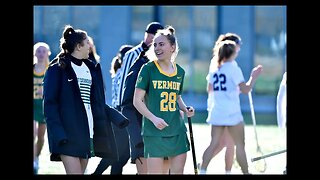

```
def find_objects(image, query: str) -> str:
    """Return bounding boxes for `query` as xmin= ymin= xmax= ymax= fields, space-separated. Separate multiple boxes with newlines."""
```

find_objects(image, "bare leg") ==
xmin=211 ymin=133 xmax=228 ymax=158
xmin=163 ymin=158 xmax=170 ymax=174
xmin=223 ymin=129 xmax=235 ymax=172
xmin=36 ymin=123 xmax=46 ymax=157
xmin=210 ymin=128 xmax=235 ymax=172
xmin=33 ymin=121 xmax=38 ymax=173
xmin=200 ymin=126 xmax=225 ymax=172
xmin=228 ymin=122 xmax=249 ymax=174
xmin=136 ymin=157 xmax=147 ymax=174
xmin=169 ymin=153 xmax=187 ymax=174
xmin=147 ymin=157 xmax=165 ymax=174
xmin=60 ymin=155 xmax=88 ymax=174
xmin=33 ymin=121 xmax=37 ymax=161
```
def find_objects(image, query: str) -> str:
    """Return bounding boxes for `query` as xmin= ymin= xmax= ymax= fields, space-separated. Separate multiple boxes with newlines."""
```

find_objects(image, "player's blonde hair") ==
xmin=33 ymin=42 xmax=51 ymax=67
xmin=154 ymin=25 xmax=179 ymax=62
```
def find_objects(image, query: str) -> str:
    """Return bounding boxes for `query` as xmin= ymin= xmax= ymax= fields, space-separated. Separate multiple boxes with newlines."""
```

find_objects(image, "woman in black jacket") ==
xmin=43 ymin=25 xmax=128 ymax=174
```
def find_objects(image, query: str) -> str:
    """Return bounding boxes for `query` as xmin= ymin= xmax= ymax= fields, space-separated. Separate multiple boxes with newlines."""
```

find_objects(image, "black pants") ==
xmin=93 ymin=108 xmax=130 ymax=174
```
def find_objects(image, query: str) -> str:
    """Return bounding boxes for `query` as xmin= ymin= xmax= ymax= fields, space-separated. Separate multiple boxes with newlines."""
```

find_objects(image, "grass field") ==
xmin=191 ymin=111 xmax=278 ymax=125
xmin=36 ymin=123 xmax=286 ymax=175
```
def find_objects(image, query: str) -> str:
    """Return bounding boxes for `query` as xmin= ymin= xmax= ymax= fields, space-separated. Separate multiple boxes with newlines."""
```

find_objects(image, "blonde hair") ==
xmin=154 ymin=25 xmax=179 ymax=62
xmin=33 ymin=42 xmax=51 ymax=67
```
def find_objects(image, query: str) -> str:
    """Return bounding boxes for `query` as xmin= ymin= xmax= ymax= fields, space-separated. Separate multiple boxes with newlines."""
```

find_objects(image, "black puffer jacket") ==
xmin=43 ymin=53 xmax=128 ymax=162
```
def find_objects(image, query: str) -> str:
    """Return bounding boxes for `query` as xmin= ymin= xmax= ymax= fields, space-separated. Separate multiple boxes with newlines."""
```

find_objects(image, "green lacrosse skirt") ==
xmin=143 ymin=132 xmax=190 ymax=158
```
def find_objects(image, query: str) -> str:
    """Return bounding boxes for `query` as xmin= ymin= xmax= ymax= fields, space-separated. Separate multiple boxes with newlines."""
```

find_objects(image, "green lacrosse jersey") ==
xmin=136 ymin=60 xmax=187 ymax=137
xmin=33 ymin=67 xmax=46 ymax=122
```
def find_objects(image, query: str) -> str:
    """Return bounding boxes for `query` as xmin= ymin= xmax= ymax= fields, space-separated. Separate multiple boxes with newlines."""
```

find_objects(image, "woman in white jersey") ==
xmin=206 ymin=33 xmax=242 ymax=174
xmin=199 ymin=40 xmax=263 ymax=174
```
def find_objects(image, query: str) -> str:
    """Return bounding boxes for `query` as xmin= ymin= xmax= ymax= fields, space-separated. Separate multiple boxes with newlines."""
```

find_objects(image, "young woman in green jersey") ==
xmin=133 ymin=25 xmax=195 ymax=174
xmin=33 ymin=42 xmax=51 ymax=174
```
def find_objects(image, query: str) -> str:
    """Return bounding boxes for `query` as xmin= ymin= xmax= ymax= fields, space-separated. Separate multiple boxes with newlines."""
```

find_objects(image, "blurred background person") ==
xmin=277 ymin=71 xmax=286 ymax=129
xmin=206 ymin=33 xmax=242 ymax=174
xmin=199 ymin=40 xmax=263 ymax=174
xmin=277 ymin=71 xmax=286 ymax=174
xmin=33 ymin=42 xmax=51 ymax=174
xmin=93 ymin=44 xmax=133 ymax=174
xmin=88 ymin=36 xmax=100 ymax=65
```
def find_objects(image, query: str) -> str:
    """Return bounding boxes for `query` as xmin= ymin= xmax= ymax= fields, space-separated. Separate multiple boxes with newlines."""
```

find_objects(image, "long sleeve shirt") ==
xmin=116 ymin=41 xmax=149 ymax=106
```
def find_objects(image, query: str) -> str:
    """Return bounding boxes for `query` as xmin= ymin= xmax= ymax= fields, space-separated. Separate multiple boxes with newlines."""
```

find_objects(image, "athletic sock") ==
xmin=199 ymin=169 xmax=207 ymax=174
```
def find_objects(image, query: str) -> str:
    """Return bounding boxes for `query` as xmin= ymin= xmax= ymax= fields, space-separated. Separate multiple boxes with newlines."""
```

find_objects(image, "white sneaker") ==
xmin=199 ymin=169 xmax=207 ymax=175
